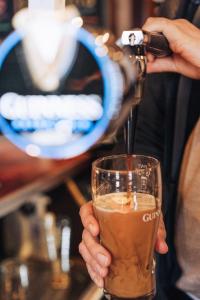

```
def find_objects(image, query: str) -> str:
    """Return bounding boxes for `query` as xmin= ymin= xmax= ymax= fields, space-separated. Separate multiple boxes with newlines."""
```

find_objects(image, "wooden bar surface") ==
xmin=0 ymin=137 xmax=90 ymax=216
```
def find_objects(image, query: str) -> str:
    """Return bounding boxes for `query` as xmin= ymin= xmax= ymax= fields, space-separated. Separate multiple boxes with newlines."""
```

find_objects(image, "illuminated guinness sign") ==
xmin=0 ymin=27 xmax=124 ymax=158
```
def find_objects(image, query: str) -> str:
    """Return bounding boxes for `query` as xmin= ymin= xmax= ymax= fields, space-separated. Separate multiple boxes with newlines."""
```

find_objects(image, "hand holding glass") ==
xmin=92 ymin=155 xmax=162 ymax=299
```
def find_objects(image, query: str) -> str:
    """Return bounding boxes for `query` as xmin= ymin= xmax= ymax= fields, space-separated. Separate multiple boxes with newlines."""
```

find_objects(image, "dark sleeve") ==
xmin=134 ymin=73 xmax=166 ymax=163
xmin=112 ymin=73 xmax=167 ymax=163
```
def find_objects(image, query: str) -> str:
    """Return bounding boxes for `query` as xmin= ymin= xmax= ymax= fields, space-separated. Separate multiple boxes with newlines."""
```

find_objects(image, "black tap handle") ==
xmin=144 ymin=31 xmax=172 ymax=57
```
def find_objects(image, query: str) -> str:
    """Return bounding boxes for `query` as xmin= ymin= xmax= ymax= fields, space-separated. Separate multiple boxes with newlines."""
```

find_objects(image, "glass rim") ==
xmin=92 ymin=154 xmax=160 ymax=173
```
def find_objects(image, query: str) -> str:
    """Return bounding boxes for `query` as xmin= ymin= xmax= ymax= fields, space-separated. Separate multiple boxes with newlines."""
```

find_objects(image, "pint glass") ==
xmin=92 ymin=155 xmax=162 ymax=299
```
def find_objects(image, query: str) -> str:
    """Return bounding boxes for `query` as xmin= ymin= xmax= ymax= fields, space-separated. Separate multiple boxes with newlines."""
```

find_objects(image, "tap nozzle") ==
xmin=121 ymin=29 xmax=172 ymax=58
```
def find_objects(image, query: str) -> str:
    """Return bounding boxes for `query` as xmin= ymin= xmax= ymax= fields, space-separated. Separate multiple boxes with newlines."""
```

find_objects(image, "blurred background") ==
xmin=0 ymin=0 xmax=156 ymax=39
xmin=0 ymin=1 xmax=159 ymax=299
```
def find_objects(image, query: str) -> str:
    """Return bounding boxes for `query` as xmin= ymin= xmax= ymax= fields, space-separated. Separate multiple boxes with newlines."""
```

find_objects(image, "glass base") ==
xmin=104 ymin=290 xmax=155 ymax=300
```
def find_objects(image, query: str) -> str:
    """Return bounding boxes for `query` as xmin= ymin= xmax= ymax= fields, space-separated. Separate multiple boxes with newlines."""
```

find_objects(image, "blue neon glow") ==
xmin=11 ymin=119 xmax=93 ymax=133
xmin=0 ymin=28 xmax=121 ymax=159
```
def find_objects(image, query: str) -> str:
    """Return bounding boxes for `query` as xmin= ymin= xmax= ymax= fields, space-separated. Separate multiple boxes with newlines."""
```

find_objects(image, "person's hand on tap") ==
xmin=143 ymin=17 xmax=200 ymax=79
xmin=79 ymin=201 xmax=168 ymax=288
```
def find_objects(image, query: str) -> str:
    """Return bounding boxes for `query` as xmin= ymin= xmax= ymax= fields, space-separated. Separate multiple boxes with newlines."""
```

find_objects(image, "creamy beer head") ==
xmin=94 ymin=192 xmax=157 ymax=211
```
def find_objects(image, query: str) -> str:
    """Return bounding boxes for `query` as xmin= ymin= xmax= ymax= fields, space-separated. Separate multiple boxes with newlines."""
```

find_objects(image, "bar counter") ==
xmin=0 ymin=137 xmax=104 ymax=299
xmin=0 ymin=137 xmax=91 ymax=217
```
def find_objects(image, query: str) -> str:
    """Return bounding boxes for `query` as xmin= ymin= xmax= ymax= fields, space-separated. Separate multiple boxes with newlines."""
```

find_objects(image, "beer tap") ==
xmin=0 ymin=7 xmax=173 ymax=159
xmin=121 ymin=29 xmax=172 ymax=154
